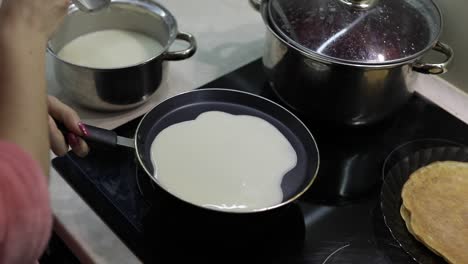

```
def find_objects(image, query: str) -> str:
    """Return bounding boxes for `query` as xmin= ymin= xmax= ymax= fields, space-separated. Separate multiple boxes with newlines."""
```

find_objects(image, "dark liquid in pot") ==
xmin=270 ymin=0 xmax=438 ymax=63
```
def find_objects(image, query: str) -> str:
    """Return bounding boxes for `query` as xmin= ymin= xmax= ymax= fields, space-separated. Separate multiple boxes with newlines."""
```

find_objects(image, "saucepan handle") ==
xmin=54 ymin=120 xmax=134 ymax=149
xmin=413 ymin=41 xmax=453 ymax=75
xmin=162 ymin=32 xmax=197 ymax=61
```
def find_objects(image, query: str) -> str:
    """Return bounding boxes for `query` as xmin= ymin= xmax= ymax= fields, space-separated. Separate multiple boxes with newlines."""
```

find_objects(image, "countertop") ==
xmin=47 ymin=0 xmax=468 ymax=263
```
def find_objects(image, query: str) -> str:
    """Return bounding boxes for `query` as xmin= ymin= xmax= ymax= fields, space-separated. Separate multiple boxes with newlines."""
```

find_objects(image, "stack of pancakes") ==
xmin=401 ymin=161 xmax=468 ymax=264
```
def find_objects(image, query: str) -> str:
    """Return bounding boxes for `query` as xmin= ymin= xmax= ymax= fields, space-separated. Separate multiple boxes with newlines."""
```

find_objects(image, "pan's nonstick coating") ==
xmin=135 ymin=89 xmax=319 ymax=208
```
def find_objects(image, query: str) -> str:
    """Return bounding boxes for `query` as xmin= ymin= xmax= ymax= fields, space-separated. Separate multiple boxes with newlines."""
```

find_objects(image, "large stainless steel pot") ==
xmin=48 ymin=0 xmax=196 ymax=111
xmin=251 ymin=0 xmax=453 ymax=126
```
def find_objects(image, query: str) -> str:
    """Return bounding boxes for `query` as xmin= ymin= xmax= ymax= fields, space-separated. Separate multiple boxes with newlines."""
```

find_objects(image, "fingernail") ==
xmin=67 ymin=133 xmax=79 ymax=147
xmin=78 ymin=122 xmax=89 ymax=136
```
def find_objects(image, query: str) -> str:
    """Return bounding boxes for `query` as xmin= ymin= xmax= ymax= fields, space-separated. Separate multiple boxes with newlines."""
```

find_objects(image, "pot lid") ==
xmin=268 ymin=0 xmax=442 ymax=64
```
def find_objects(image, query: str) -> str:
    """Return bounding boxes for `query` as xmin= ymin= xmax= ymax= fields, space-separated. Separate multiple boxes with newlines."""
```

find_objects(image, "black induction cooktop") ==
xmin=52 ymin=59 xmax=468 ymax=263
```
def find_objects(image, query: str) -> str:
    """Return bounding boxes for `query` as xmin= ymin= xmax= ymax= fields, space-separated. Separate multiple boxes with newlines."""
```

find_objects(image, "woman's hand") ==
xmin=0 ymin=0 xmax=69 ymax=41
xmin=48 ymin=96 xmax=89 ymax=157
xmin=0 ymin=1 xmax=70 ymax=174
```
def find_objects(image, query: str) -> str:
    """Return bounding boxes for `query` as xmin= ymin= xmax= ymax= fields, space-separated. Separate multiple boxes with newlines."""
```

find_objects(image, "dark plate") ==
xmin=381 ymin=138 xmax=465 ymax=178
xmin=381 ymin=144 xmax=468 ymax=264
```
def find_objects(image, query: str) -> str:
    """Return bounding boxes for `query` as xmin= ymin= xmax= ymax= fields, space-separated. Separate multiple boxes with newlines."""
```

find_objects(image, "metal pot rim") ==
xmin=47 ymin=0 xmax=179 ymax=71
xmin=260 ymin=0 xmax=444 ymax=68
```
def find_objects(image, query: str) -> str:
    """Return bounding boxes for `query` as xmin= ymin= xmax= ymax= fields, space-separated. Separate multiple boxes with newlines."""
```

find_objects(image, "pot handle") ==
xmin=412 ymin=41 xmax=453 ymax=75
xmin=249 ymin=0 xmax=263 ymax=11
xmin=163 ymin=32 xmax=197 ymax=61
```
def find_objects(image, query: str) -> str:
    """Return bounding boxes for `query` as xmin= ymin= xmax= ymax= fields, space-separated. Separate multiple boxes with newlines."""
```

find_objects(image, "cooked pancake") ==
xmin=400 ymin=204 xmax=447 ymax=260
xmin=400 ymin=204 xmax=413 ymax=235
xmin=401 ymin=161 xmax=468 ymax=264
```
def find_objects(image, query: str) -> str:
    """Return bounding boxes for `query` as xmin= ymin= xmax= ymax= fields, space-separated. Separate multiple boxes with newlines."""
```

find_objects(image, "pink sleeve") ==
xmin=0 ymin=141 xmax=52 ymax=264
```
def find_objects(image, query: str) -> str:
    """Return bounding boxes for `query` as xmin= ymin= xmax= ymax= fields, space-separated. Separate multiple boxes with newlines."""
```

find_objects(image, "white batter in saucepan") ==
xmin=58 ymin=29 xmax=163 ymax=68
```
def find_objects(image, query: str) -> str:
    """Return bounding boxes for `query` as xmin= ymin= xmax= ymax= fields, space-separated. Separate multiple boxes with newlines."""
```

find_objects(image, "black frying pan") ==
xmin=68 ymin=88 xmax=320 ymax=213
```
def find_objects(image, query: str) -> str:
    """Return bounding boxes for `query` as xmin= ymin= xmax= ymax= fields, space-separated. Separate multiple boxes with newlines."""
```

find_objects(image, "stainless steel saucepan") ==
xmin=251 ymin=0 xmax=453 ymax=126
xmin=48 ymin=0 xmax=197 ymax=111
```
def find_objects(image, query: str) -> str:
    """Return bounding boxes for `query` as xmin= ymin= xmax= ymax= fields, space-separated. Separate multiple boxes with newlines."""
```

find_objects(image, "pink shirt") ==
xmin=0 ymin=141 xmax=52 ymax=264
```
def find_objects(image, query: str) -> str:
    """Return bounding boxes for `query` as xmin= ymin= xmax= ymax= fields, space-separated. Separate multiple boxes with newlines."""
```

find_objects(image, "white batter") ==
xmin=150 ymin=111 xmax=298 ymax=212
xmin=57 ymin=29 xmax=163 ymax=68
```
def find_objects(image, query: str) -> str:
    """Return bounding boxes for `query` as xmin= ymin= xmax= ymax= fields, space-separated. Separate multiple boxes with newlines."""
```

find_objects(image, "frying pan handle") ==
xmin=81 ymin=125 xmax=119 ymax=147
xmin=54 ymin=120 xmax=119 ymax=147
